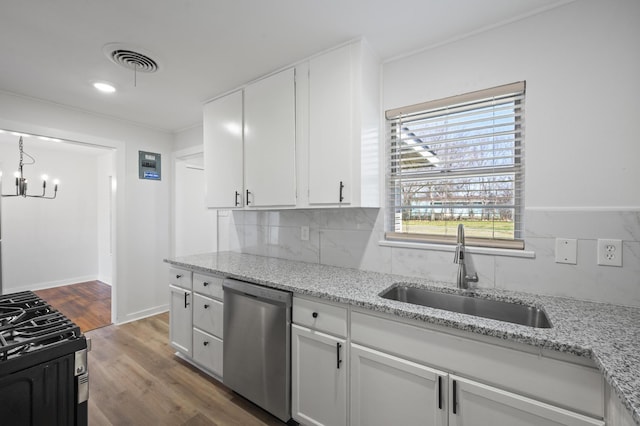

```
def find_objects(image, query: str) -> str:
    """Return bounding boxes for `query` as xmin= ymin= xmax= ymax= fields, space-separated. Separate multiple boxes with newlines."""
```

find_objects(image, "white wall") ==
xmin=383 ymin=0 xmax=640 ymax=208
xmin=222 ymin=0 xmax=640 ymax=307
xmin=0 ymin=90 xmax=173 ymax=324
xmin=0 ymin=142 xmax=103 ymax=291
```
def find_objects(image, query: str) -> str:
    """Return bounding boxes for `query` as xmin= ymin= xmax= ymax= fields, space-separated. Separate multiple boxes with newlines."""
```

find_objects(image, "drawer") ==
xmin=193 ymin=294 xmax=223 ymax=338
xmin=193 ymin=328 xmax=223 ymax=377
xmin=293 ymin=296 xmax=347 ymax=337
xmin=193 ymin=273 xmax=224 ymax=300
xmin=169 ymin=267 xmax=192 ymax=289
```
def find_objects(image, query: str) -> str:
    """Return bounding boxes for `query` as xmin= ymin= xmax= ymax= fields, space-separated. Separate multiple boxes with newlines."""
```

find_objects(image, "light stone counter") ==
xmin=165 ymin=251 xmax=640 ymax=425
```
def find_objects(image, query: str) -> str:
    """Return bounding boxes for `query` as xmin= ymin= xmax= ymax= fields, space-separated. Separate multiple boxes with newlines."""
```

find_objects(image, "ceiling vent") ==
xmin=103 ymin=43 xmax=160 ymax=73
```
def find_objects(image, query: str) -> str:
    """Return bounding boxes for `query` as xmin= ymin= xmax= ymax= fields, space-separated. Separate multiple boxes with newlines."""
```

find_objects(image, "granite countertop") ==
xmin=165 ymin=252 xmax=640 ymax=425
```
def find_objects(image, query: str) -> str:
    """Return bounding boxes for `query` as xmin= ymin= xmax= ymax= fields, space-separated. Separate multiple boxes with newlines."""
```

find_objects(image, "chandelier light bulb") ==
xmin=2 ymin=136 xmax=59 ymax=199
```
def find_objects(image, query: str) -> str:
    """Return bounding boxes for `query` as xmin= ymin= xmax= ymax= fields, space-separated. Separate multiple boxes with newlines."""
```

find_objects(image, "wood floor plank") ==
xmin=86 ymin=313 xmax=286 ymax=426
xmin=35 ymin=280 xmax=112 ymax=332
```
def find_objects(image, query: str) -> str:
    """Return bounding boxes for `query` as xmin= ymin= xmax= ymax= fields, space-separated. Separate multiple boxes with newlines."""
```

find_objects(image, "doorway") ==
xmin=0 ymin=130 xmax=115 ymax=326
xmin=173 ymin=149 xmax=217 ymax=256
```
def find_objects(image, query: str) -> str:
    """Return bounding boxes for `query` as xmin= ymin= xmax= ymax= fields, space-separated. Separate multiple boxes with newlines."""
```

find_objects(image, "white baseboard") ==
xmin=115 ymin=304 xmax=169 ymax=326
xmin=3 ymin=275 xmax=99 ymax=294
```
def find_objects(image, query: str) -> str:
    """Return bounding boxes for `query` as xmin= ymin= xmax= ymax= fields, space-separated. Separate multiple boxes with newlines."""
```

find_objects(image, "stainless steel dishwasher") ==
xmin=223 ymin=278 xmax=292 ymax=422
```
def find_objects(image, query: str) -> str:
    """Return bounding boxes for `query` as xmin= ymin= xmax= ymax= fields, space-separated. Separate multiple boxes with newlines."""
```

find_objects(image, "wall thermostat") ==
xmin=139 ymin=151 xmax=161 ymax=180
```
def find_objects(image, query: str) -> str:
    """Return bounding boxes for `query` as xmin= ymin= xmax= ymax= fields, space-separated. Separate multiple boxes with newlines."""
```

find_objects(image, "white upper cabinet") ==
xmin=203 ymin=90 xmax=243 ymax=208
xmin=244 ymin=68 xmax=297 ymax=207
xmin=307 ymin=40 xmax=380 ymax=207
xmin=202 ymin=39 xmax=379 ymax=209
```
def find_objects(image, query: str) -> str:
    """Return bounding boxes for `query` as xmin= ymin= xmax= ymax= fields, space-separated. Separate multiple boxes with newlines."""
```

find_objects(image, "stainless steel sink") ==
xmin=380 ymin=285 xmax=552 ymax=328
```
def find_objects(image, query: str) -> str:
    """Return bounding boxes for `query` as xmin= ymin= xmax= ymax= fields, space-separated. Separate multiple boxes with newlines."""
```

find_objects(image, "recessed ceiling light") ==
xmin=93 ymin=82 xmax=116 ymax=93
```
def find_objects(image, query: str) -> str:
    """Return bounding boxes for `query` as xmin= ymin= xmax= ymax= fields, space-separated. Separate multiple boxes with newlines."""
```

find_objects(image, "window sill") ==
xmin=378 ymin=239 xmax=536 ymax=259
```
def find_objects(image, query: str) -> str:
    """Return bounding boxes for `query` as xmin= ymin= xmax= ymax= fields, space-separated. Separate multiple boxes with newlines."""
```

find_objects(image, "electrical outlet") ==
xmin=597 ymin=239 xmax=622 ymax=267
xmin=300 ymin=226 xmax=310 ymax=241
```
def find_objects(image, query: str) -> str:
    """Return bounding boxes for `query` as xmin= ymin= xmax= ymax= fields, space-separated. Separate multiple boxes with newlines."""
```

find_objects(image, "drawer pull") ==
xmin=312 ymin=312 xmax=318 ymax=318
xmin=203 ymin=341 xmax=209 ymax=346
xmin=203 ymin=281 xmax=209 ymax=287
xmin=176 ymin=274 xmax=182 ymax=279
xmin=204 ymin=304 xmax=210 ymax=309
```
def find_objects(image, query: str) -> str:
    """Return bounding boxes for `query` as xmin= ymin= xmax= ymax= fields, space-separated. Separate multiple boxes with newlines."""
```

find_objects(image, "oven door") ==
xmin=0 ymin=353 xmax=77 ymax=425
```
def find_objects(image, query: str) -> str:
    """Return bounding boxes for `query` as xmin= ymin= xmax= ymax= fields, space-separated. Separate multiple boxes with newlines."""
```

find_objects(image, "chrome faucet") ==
xmin=454 ymin=224 xmax=478 ymax=290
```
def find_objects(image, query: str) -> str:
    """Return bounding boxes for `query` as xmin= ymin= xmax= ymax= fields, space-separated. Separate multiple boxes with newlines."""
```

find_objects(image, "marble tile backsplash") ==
xmin=221 ymin=208 xmax=640 ymax=307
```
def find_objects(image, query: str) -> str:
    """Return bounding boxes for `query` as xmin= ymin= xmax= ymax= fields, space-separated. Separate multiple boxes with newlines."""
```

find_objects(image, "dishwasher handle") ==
xmin=223 ymin=278 xmax=292 ymax=307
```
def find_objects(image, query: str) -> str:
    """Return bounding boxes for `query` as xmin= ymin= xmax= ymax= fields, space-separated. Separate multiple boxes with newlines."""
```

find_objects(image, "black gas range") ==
xmin=0 ymin=291 xmax=89 ymax=425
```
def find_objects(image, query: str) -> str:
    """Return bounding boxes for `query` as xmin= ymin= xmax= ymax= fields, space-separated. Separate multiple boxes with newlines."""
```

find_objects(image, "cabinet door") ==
xmin=292 ymin=324 xmax=347 ymax=426
xmin=203 ymin=90 xmax=243 ymax=208
xmin=449 ymin=375 xmax=605 ymax=426
xmin=350 ymin=343 xmax=447 ymax=426
xmin=308 ymin=44 xmax=353 ymax=205
xmin=244 ymin=68 xmax=296 ymax=207
xmin=169 ymin=284 xmax=192 ymax=355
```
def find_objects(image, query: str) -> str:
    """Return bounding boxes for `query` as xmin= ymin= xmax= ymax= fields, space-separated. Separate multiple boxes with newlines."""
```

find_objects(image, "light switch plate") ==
xmin=555 ymin=238 xmax=577 ymax=264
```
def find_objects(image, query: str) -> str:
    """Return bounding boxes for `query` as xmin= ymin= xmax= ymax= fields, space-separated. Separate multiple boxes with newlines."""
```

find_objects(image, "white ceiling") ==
xmin=0 ymin=0 xmax=570 ymax=133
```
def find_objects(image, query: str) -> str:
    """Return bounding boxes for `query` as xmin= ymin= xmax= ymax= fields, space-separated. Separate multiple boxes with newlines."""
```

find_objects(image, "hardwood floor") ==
xmin=86 ymin=313 xmax=286 ymax=426
xmin=35 ymin=280 xmax=112 ymax=332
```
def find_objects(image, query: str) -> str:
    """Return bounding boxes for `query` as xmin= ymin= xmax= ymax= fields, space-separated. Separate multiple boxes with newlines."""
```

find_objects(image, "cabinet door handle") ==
xmin=246 ymin=189 xmax=251 ymax=205
xmin=452 ymin=379 xmax=458 ymax=414
xmin=336 ymin=342 xmax=343 ymax=369
xmin=184 ymin=292 xmax=190 ymax=309
xmin=204 ymin=304 xmax=210 ymax=309
xmin=339 ymin=181 xmax=344 ymax=202
xmin=438 ymin=376 xmax=443 ymax=409
xmin=235 ymin=191 xmax=240 ymax=207
xmin=203 ymin=281 xmax=209 ymax=287
xmin=312 ymin=312 xmax=318 ymax=318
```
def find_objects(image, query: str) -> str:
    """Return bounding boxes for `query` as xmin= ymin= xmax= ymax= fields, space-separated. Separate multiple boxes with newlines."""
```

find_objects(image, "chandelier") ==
xmin=1 ymin=136 xmax=59 ymax=199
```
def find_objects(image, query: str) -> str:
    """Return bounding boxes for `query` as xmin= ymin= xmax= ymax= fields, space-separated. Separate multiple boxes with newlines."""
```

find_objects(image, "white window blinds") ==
xmin=386 ymin=82 xmax=525 ymax=247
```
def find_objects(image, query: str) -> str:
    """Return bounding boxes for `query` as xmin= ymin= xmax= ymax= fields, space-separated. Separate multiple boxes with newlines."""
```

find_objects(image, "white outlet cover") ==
xmin=597 ymin=239 xmax=623 ymax=267
xmin=555 ymin=238 xmax=577 ymax=264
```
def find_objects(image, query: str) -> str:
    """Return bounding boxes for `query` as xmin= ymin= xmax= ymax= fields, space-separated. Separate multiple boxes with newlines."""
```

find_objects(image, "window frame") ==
xmin=385 ymin=82 xmax=526 ymax=250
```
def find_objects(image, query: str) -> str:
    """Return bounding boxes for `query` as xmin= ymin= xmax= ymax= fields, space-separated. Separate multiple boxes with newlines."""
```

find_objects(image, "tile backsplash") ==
xmin=220 ymin=208 xmax=640 ymax=307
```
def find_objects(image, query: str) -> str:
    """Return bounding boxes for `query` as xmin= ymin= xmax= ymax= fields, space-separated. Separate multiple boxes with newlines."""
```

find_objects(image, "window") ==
xmin=386 ymin=82 xmax=525 ymax=249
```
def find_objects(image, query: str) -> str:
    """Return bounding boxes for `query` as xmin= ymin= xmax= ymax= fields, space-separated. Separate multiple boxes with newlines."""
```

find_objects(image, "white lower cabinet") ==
xmin=350 ymin=343 xmax=447 ymax=426
xmin=349 ymin=310 xmax=606 ymax=426
xmin=449 ymin=375 xmax=604 ymax=426
xmin=169 ymin=284 xmax=192 ymax=356
xmin=292 ymin=324 xmax=347 ymax=426
xmin=169 ymin=269 xmax=224 ymax=380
